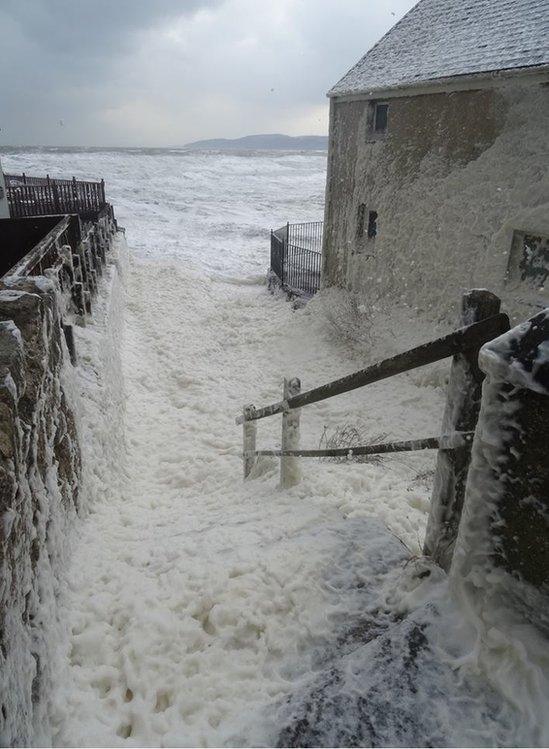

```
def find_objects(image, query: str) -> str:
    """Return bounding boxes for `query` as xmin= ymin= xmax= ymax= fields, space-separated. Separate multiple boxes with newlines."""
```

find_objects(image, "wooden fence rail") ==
xmin=236 ymin=311 xmax=509 ymax=425
xmin=248 ymin=432 xmax=473 ymax=459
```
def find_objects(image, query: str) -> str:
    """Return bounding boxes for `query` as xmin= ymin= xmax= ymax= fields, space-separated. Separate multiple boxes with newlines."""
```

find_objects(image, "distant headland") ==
xmin=184 ymin=133 xmax=328 ymax=151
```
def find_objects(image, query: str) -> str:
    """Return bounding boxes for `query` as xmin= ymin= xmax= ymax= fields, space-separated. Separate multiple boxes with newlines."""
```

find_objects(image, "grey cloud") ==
xmin=1 ymin=0 xmax=217 ymax=58
xmin=0 ymin=0 xmax=416 ymax=147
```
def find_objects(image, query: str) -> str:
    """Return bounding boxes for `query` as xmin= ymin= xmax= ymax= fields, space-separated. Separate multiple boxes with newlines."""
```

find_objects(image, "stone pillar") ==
xmin=451 ymin=309 xmax=549 ymax=635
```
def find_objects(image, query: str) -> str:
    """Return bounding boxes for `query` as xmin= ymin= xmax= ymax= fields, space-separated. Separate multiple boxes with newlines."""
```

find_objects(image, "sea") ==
xmin=0 ymin=147 xmax=327 ymax=277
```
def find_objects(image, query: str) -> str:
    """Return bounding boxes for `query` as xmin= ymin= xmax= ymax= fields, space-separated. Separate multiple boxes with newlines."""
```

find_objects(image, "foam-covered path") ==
xmin=4 ymin=142 xmax=548 ymax=749
xmin=48 ymin=240 xmax=445 ymax=746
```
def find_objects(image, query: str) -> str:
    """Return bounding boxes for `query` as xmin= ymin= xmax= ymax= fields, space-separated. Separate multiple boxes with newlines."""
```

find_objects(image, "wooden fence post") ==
xmin=424 ymin=289 xmax=507 ymax=570
xmin=83 ymin=241 xmax=96 ymax=294
xmin=62 ymin=323 xmax=77 ymax=365
xmin=72 ymin=253 xmax=82 ymax=283
xmin=280 ymin=377 xmax=301 ymax=489
xmin=243 ymin=405 xmax=257 ymax=479
xmin=98 ymin=227 xmax=107 ymax=264
xmin=72 ymin=281 xmax=86 ymax=322
xmin=90 ymin=231 xmax=102 ymax=275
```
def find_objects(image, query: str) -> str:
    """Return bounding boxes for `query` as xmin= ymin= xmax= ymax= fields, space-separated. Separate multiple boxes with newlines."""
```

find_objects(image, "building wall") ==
xmin=322 ymin=78 xmax=549 ymax=322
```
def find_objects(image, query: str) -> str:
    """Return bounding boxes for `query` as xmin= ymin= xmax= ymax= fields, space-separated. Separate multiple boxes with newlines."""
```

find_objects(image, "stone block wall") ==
xmin=0 ymin=277 xmax=82 ymax=745
xmin=0 ymin=210 xmax=118 ymax=745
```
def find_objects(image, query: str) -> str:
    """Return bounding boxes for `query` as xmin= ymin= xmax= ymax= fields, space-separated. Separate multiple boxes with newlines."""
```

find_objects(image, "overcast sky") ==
xmin=0 ymin=0 xmax=416 ymax=147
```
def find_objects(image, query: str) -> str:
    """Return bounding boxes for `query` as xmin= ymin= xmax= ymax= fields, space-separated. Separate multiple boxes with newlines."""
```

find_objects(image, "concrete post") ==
xmin=451 ymin=308 xmax=549 ymax=635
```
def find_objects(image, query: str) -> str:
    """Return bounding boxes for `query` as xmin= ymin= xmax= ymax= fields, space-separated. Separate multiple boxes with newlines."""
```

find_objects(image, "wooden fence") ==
xmin=5 ymin=173 xmax=106 ymax=219
xmin=237 ymin=289 xmax=510 ymax=569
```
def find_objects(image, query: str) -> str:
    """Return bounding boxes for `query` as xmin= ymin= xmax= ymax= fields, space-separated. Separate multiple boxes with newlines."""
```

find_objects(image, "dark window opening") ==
xmin=506 ymin=230 xmax=549 ymax=291
xmin=516 ymin=232 xmax=549 ymax=288
xmin=357 ymin=203 xmax=366 ymax=237
xmin=374 ymin=103 xmax=389 ymax=133
xmin=367 ymin=210 xmax=378 ymax=239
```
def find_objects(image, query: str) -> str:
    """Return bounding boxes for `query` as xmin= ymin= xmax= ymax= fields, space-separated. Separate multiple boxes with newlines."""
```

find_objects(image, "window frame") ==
xmin=367 ymin=210 xmax=378 ymax=239
xmin=506 ymin=229 xmax=549 ymax=291
xmin=367 ymin=100 xmax=389 ymax=141
xmin=373 ymin=102 xmax=389 ymax=134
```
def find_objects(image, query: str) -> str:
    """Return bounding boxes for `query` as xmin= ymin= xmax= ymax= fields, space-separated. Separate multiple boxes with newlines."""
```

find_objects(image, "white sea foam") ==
xmin=0 ymin=148 xmax=545 ymax=746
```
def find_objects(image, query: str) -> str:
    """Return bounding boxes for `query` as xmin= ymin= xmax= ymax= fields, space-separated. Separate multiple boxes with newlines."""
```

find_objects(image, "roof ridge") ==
xmin=329 ymin=0 xmax=549 ymax=98
xmin=328 ymin=1 xmax=423 ymax=95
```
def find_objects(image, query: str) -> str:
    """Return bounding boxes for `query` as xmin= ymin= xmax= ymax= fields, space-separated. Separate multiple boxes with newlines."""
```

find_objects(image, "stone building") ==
xmin=322 ymin=0 xmax=549 ymax=321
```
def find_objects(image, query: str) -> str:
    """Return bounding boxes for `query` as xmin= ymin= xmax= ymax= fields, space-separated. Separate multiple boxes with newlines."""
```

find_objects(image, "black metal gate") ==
xmin=270 ymin=221 xmax=322 ymax=296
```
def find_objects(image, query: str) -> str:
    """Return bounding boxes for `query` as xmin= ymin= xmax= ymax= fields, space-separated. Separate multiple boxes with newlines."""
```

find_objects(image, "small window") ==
xmin=357 ymin=203 xmax=366 ymax=237
xmin=367 ymin=210 xmax=378 ymax=239
xmin=374 ymin=103 xmax=389 ymax=133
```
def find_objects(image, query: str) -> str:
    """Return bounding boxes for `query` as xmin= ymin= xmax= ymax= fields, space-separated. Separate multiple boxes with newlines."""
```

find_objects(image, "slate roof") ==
xmin=329 ymin=0 xmax=549 ymax=97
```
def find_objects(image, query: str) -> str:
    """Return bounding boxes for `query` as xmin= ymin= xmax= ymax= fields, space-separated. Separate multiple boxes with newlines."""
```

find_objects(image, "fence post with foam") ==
xmin=280 ymin=377 xmax=301 ymax=489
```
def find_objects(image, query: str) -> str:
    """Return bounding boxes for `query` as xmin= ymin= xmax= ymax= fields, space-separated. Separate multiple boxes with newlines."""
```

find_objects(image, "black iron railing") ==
xmin=270 ymin=220 xmax=322 ymax=296
xmin=5 ymin=173 xmax=106 ymax=220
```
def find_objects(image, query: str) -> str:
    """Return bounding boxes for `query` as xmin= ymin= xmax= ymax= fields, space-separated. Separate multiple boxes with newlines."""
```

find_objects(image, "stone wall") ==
xmin=323 ymin=76 xmax=549 ymax=322
xmin=0 ymin=278 xmax=81 ymax=745
xmin=0 ymin=216 xmax=118 ymax=746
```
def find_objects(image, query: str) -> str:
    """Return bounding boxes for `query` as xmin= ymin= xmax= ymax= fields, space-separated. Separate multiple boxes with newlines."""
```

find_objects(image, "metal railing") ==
xmin=5 ymin=173 xmax=106 ymax=219
xmin=270 ymin=220 xmax=323 ymax=296
xmin=1 ymin=171 xmax=118 ymax=371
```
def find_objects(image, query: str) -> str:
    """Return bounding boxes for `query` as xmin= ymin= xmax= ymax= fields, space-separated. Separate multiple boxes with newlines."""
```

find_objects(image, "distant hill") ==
xmin=184 ymin=133 xmax=328 ymax=151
